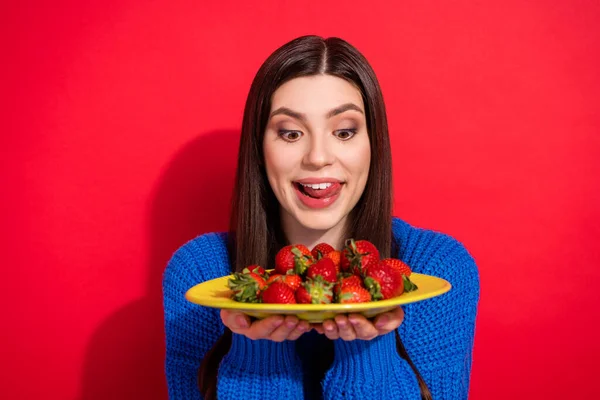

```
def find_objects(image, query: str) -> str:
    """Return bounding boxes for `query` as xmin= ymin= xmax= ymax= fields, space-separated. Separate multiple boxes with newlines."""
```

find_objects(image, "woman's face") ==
xmin=263 ymin=74 xmax=371 ymax=233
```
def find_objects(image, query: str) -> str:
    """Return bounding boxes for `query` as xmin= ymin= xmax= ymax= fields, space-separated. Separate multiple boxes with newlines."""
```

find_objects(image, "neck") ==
xmin=280 ymin=212 xmax=349 ymax=251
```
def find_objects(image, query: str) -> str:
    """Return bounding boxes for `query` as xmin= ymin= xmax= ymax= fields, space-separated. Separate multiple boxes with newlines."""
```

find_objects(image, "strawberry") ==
xmin=260 ymin=281 xmax=297 ymax=304
xmin=266 ymin=273 xmax=302 ymax=291
xmin=380 ymin=258 xmax=412 ymax=277
xmin=363 ymin=262 xmax=404 ymax=300
xmin=242 ymin=265 xmax=267 ymax=277
xmin=335 ymin=274 xmax=363 ymax=291
xmin=306 ymin=257 xmax=338 ymax=283
xmin=275 ymin=244 xmax=315 ymax=275
xmin=295 ymin=286 xmax=312 ymax=304
xmin=311 ymin=242 xmax=335 ymax=259
xmin=295 ymin=276 xmax=334 ymax=304
xmin=341 ymin=239 xmax=380 ymax=277
xmin=324 ymin=250 xmax=341 ymax=274
xmin=380 ymin=258 xmax=418 ymax=292
xmin=228 ymin=271 xmax=267 ymax=303
xmin=336 ymin=277 xmax=371 ymax=303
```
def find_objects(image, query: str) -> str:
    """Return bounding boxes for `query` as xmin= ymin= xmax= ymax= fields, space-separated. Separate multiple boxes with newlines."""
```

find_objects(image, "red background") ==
xmin=2 ymin=1 xmax=599 ymax=399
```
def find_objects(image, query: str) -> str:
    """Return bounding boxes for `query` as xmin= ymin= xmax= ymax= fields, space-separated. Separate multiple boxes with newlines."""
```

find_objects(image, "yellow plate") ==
xmin=185 ymin=272 xmax=451 ymax=323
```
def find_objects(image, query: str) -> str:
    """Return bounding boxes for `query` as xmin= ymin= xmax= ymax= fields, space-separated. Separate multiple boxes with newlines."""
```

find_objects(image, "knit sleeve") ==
xmin=399 ymin=231 xmax=480 ymax=399
xmin=322 ymin=333 xmax=422 ymax=399
xmin=163 ymin=240 xmax=223 ymax=400
xmin=322 ymin=229 xmax=480 ymax=400
xmin=217 ymin=335 xmax=305 ymax=399
xmin=163 ymin=235 xmax=305 ymax=400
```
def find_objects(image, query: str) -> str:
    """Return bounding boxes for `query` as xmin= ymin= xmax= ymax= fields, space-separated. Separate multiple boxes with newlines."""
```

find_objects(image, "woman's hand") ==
xmin=312 ymin=307 xmax=404 ymax=341
xmin=220 ymin=309 xmax=310 ymax=342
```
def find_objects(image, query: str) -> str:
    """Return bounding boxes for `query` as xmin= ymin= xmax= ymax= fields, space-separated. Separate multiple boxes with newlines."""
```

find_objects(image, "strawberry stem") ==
xmin=403 ymin=275 xmax=418 ymax=292
xmin=364 ymin=276 xmax=383 ymax=301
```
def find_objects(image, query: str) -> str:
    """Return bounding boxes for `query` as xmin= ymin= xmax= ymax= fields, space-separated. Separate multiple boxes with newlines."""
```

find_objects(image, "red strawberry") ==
xmin=334 ymin=275 xmax=365 ymax=300
xmin=336 ymin=277 xmax=372 ymax=304
xmin=295 ymin=277 xmax=334 ymax=304
xmin=380 ymin=258 xmax=419 ymax=292
xmin=324 ymin=250 xmax=341 ymax=274
xmin=228 ymin=271 xmax=267 ymax=303
xmin=336 ymin=274 xmax=363 ymax=290
xmin=295 ymin=286 xmax=312 ymax=304
xmin=275 ymin=244 xmax=314 ymax=275
xmin=306 ymin=257 xmax=338 ymax=284
xmin=341 ymin=239 xmax=380 ymax=277
xmin=242 ymin=265 xmax=267 ymax=277
xmin=380 ymin=258 xmax=412 ymax=277
xmin=364 ymin=262 xmax=404 ymax=300
xmin=311 ymin=242 xmax=335 ymax=259
xmin=266 ymin=273 xmax=302 ymax=291
xmin=261 ymin=281 xmax=297 ymax=304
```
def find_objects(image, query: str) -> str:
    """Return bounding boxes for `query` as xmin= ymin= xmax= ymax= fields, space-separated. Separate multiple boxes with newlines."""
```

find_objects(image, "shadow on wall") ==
xmin=79 ymin=130 xmax=239 ymax=399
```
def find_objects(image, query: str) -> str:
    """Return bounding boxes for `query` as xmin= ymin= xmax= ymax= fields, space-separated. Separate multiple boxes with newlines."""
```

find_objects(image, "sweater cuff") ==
xmin=218 ymin=334 xmax=304 ymax=399
xmin=324 ymin=332 xmax=421 ymax=399
xmin=333 ymin=332 xmax=398 ymax=368
xmin=223 ymin=333 xmax=299 ymax=374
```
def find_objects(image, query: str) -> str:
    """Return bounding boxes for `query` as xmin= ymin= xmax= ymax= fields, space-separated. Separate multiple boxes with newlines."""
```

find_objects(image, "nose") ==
xmin=303 ymin=133 xmax=335 ymax=169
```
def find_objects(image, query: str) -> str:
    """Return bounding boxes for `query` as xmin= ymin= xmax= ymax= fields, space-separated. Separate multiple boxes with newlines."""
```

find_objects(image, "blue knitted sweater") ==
xmin=163 ymin=217 xmax=480 ymax=399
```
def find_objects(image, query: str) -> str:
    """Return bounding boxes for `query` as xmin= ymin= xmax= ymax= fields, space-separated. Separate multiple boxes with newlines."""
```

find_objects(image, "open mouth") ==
xmin=293 ymin=182 xmax=343 ymax=199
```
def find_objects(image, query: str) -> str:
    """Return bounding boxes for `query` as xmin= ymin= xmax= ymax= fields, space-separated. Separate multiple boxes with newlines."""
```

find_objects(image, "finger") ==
xmin=323 ymin=319 xmax=339 ymax=340
xmin=312 ymin=323 xmax=325 ymax=334
xmin=374 ymin=307 xmax=405 ymax=334
xmin=269 ymin=315 xmax=301 ymax=342
xmin=348 ymin=314 xmax=378 ymax=340
xmin=220 ymin=310 xmax=250 ymax=332
xmin=334 ymin=314 xmax=357 ymax=341
xmin=286 ymin=320 xmax=310 ymax=341
xmin=245 ymin=315 xmax=285 ymax=339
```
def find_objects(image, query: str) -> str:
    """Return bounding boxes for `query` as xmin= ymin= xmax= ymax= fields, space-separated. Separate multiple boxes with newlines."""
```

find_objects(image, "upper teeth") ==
xmin=301 ymin=183 xmax=333 ymax=190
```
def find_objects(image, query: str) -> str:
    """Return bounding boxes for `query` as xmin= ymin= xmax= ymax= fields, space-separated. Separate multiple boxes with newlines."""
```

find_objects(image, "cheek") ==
xmin=359 ymin=147 xmax=371 ymax=172
xmin=347 ymin=140 xmax=371 ymax=177
xmin=263 ymin=143 xmax=293 ymax=183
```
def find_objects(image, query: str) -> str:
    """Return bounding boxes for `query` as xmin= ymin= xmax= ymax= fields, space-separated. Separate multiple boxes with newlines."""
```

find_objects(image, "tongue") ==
xmin=301 ymin=183 xmax=342 ymax=199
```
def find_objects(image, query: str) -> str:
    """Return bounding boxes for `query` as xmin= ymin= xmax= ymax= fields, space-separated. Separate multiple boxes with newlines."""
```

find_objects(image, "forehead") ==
xmin=270 ymin=75 xmax=364 ymax=115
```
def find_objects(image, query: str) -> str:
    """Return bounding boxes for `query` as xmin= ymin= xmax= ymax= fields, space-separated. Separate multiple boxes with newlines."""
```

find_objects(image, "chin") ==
xmin=293 ymin=209 xmax=346 ymax=232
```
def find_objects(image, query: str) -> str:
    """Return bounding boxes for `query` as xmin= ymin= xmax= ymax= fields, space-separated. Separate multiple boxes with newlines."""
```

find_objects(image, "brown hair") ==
xmin=198 ymin=35 xmax=432 ymax=400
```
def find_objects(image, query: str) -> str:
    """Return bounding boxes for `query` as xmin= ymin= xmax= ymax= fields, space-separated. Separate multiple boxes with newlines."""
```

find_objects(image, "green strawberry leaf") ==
xmin=364 ymin=276 xmax=383 ymax=301
xmin=403 ymin=275 xmax=418 ymax=292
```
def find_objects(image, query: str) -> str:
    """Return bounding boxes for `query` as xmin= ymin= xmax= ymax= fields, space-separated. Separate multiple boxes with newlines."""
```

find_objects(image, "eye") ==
xmin=334 ymin=128 xmax=357 ymax=141
xmin=278 ymin=130 xmax=303 ymax=142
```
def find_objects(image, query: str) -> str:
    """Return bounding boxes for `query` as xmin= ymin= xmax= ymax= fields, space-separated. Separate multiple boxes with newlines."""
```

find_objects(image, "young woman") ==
xmin=163 ymin=35 xmax=480 ymax=400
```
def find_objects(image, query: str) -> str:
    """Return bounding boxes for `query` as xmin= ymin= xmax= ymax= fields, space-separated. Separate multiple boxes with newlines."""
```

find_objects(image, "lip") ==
xmin=294 ymin=177 xmax=344 ymax=184
xmin=293 ymin=181 xmax=343 ymax=209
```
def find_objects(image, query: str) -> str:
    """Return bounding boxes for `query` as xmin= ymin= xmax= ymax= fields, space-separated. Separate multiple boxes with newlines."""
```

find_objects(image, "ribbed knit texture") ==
xmin=163 ymin=218 xmax=480 ymax=399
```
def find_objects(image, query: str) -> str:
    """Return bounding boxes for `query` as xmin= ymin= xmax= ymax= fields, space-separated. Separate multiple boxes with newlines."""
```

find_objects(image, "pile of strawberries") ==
xmin=228 ymin=239 xmax=418 ymax=304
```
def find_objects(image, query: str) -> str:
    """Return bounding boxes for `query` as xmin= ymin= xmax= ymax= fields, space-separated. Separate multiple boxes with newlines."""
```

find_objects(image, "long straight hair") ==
xmin=199 ymin=35 xmax=432 ymax=400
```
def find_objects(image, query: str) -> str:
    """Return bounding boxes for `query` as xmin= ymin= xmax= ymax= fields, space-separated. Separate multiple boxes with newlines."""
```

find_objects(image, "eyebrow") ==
xmin=269 ymin=102 xmax=364 ymax=121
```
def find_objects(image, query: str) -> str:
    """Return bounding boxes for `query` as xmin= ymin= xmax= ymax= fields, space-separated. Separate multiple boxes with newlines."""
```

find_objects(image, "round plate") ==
xmin=185 ymin=272 xmax=451 ymax=323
